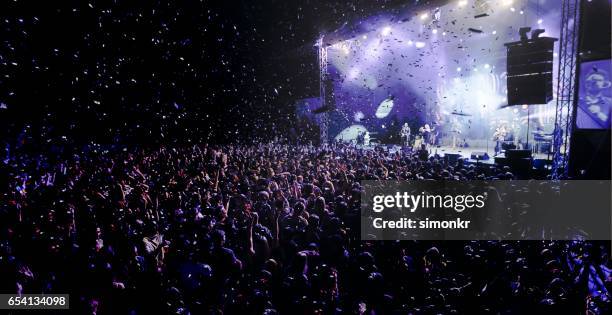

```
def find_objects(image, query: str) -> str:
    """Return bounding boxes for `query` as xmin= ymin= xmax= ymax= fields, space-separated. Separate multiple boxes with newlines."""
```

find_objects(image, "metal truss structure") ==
xmin=551 ymin=0 xmax=581 ymax=179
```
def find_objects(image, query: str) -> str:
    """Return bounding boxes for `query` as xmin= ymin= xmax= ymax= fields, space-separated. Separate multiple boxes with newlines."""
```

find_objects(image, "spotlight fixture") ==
xmin=381 ymin=26 xmax=391 ymax=36
xmin=519 ymin=27 xmax=531 ymax=41
xmin=531 ymin=29 xmax=545 ymax=39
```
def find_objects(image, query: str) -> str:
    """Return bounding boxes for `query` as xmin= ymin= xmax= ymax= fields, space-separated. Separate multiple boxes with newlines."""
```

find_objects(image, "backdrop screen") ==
xmin=576 ymin=59 xmax=612 ymax=129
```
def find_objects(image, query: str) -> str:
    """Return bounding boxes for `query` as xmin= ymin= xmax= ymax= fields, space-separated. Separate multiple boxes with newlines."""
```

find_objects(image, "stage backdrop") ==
xmin=576 ymin=59 xmax=612 ymax=129
xmin=323 ymin=0 xmax=561 ymax=145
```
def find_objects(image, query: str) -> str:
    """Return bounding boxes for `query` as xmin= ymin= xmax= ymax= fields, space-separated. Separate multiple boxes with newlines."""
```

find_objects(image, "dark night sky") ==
xmin=0 ymin=1 xmax=446 ymax=144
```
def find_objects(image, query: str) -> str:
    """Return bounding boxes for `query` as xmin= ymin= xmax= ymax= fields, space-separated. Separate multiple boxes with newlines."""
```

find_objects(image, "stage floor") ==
xmin=363 ymin=144 xmax=552 ymax=165
xmin=432 ymin=145 xmax=551 ymax=165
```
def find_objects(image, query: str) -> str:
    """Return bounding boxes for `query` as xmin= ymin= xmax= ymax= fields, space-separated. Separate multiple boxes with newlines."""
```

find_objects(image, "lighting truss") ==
xmin=551 ymin=0 xmax=581 ymax=179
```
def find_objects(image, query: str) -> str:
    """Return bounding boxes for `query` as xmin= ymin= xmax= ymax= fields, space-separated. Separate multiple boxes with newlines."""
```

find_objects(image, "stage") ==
xmin=429 ymin=145 xmax=551 ymax=165
xmin=359 ymin=144 xmax=552 ymax=167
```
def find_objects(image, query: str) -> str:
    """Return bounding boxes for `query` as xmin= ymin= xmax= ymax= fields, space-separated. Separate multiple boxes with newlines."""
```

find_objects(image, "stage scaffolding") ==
xmin=551 ymin=0 xmax=581 ymax=179
xmin=316 ymin=36 xmax=329 ymax=144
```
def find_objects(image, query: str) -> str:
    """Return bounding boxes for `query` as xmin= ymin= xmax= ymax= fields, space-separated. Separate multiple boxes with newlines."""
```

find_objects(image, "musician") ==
xmin=532 ymin=125 xmax=551 ymax=153
xmin=400 ymin=123 xmax=411 ymax=146
xmin=363 ymin=131 xmax=371 ymax=146
xmin=419 ymin=124 xmax=435 ymax=146
xmin=492 ymin=125 xmax=507 ymax=155
xmin=450 ymin=119 xmax=462 ymax=148
xmin=356 ymin=131 xmax=365 ymax=145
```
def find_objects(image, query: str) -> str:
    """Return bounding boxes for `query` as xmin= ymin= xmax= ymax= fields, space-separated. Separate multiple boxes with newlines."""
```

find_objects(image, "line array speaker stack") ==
xmin=504 ymin=35 xmax=557 ymax=105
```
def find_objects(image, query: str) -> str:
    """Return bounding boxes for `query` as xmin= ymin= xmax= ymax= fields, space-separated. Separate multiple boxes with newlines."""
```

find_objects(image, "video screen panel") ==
xmin=576 ymin=59 xmax=612 ymax=129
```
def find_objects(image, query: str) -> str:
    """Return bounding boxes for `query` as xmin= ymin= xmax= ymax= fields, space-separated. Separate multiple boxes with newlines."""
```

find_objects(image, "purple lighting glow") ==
xmin=318 ymin=0 xmax=562 ymax=143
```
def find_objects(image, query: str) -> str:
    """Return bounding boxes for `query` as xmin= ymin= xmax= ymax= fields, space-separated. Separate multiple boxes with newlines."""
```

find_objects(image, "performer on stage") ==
xmin=400 ymin=123 xmax=411 ymax=146
xmin=532 ymin=125 xmax=552 ymax=154
xmin=356 ymin=131 xmax=365 ymax=145
xmin=493 ymin=125 xmax=507 ymax=156
xmin=450 ymin=119 xmax=462 ymax=148
xmin=419 ymin=124 xmax=435 ymax=147
xmin=363 ymin=131 xmax=371 ymax=146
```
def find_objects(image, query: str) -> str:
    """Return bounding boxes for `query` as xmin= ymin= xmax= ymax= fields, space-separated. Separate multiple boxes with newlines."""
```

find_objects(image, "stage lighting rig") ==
xmin=519 ymin=27 xmax=531 ymax=41
xmin=531 ymin=29 xmax=545 ymax=39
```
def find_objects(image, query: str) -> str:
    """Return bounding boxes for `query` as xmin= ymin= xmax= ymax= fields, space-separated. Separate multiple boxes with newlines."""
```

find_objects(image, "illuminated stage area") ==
xmin=431 ymin=144 xmax=549 ymax=160
xmin=301 ymin=0 xmax=564 ymax=157
xmin=358 ymin=143 xmax=551 ymax=165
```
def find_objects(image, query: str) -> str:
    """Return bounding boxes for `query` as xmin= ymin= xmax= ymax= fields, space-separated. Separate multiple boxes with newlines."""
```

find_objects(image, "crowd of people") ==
xmin=1 ymin=142 xmax=610 ymax=314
